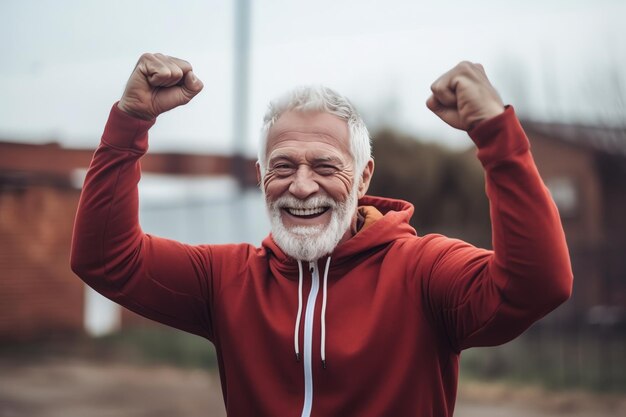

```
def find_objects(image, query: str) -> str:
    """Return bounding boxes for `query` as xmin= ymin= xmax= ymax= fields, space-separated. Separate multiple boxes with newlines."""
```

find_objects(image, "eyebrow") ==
xmin=268 ymin=154 xmax=294 ymax=165
xmin=311 ymin=156 xmax=343 ymax=165
xmin=267 ymin=154 xmax=343 ymax=165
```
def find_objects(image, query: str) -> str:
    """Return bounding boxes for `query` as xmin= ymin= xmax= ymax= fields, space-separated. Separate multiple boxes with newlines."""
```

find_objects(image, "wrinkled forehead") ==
xmin=266 ymin=110 xmax=351 ymax=157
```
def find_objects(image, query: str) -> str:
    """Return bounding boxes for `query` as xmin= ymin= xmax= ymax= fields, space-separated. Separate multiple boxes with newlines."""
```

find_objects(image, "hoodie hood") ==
xmin=262 ymin=195 xmax=417 ymax=277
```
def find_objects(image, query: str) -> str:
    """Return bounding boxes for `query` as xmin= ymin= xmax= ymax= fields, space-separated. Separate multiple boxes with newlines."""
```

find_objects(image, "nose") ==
xmin=289 ymin=165 xmax=319 ymax=199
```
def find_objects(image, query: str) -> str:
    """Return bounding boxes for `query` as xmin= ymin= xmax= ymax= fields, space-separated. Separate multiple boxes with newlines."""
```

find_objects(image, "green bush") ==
xmin=97 ymin=327 xmax=218 ymax=369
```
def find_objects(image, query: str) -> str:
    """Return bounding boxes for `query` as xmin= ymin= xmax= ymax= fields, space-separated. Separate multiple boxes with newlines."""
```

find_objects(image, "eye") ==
xmin=271 ymin=163 xmax=295 ymax=176
xmin=315 ymin=164 xmax=338 ymax=175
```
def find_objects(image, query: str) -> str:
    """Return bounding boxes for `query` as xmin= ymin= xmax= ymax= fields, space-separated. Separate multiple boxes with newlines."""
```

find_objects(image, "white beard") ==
xmin=264 ymin=184 xmax=359 ymax=262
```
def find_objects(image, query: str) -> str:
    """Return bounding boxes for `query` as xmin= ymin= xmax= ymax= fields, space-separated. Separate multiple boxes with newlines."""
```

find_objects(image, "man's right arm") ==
xmin=70 ymin=54 xmax=214 ymax=339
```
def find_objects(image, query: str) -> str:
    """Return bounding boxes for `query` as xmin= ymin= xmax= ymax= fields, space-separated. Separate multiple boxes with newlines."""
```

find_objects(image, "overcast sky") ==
xmin=1 ymin=0 xmax=624 ymax=155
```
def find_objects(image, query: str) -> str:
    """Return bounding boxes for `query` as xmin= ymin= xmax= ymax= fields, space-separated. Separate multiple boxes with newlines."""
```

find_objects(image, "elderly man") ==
xmin=71 ymin=53 xmax=572 ymax=417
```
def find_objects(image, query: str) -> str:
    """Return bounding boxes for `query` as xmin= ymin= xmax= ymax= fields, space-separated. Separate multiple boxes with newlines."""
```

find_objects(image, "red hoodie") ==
xmin=71 ymin=104 xmax=572 ymax=417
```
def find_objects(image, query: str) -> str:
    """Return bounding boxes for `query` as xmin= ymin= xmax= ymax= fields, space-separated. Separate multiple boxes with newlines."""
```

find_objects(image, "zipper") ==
xmin=300 ymin=261 xmax=319 ymax=417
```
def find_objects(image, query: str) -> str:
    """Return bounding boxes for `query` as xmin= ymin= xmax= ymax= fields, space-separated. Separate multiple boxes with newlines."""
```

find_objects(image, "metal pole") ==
xmin=233 ymin=0 xmax=250 ymax=165
xmin=232 ymin=0 xmax=251 ymax=242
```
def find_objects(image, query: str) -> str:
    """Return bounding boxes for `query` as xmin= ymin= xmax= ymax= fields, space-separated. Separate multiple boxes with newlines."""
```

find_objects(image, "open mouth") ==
xmin=283 ymin=206 xmax=330 ymax=219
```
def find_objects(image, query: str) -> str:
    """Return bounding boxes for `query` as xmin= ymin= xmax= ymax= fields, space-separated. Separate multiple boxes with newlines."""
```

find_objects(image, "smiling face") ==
xmin=259 ymin=110 xmax=373 ymax=261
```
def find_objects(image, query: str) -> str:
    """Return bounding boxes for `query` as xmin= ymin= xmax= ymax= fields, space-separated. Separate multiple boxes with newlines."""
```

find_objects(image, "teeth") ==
xmin=287 ymin=207 xmax=326 ymax=216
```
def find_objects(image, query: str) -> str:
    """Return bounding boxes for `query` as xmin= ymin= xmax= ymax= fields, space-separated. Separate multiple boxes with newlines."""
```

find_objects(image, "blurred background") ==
xmin=1 ymin=0 xmax=625 ymax=416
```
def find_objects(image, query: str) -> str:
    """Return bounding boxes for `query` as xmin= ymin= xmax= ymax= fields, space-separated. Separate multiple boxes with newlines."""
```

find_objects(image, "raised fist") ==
xmin=426 ymin=61 xmax=504 ymax=132
xmin=118 ymin=53 xmax=204 ymax=120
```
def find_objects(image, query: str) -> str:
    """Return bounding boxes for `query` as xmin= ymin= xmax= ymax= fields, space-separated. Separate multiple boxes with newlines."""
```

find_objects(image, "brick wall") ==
xmin=0 ymin=182 xmax=84 ymax=341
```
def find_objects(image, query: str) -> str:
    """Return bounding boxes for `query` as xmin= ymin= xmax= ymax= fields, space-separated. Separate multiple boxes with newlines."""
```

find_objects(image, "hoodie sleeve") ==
xmin=420 ymin=106 xmax=573 ymax=352
xmin=70 ymin=104 xmax=216 ymax=340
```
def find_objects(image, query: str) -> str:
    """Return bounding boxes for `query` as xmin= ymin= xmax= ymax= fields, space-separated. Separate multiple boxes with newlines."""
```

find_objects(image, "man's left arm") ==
xmin=423 ymin=62 xmax=573 ymax=350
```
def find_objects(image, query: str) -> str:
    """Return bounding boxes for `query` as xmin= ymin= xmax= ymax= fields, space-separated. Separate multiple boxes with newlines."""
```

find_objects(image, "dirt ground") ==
xmin=0 ymin=357 xmax=624 ymax=417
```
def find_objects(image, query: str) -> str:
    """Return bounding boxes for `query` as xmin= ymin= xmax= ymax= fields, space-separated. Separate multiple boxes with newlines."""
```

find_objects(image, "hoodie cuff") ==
xmin=101 ymin=102 xmax=156 ymax=153
xmin=468 ymin=106 xmax=530 ymax=167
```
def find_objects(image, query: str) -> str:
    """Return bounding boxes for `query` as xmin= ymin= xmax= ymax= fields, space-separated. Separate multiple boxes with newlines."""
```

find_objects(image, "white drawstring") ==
xmin=294 ymin=260 xmax=304 ymax=361
xmin=320 ymin=256 xmax=331 ymax=369
xmin=293 ymin=257 xmax=331 ymax=368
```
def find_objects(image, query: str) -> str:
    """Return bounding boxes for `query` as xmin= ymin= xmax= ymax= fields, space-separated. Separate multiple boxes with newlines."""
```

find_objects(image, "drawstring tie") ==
xmin=294 ymin=261 xmax=304 ymax=362
xmin=294 ymin=257 xmax=331 ymax=369
xmin=320 ymin=256 xmax=331 ymax=369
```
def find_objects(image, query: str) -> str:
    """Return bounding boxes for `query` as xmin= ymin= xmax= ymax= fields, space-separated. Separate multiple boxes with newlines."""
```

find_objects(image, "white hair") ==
xmin=257 ymin=85 xmax=371 ymax=178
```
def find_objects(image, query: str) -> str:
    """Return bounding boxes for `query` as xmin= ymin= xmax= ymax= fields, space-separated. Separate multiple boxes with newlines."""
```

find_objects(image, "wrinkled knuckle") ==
xmin=430 ymin=82 xmax=443 ymax=94
xmin=457 ymin=60 xmax=473 ymax=71
xmin=139 ymin=52 xmax=155 ymax=63
xmin=158 ymin=68 xmax=172 ymax=80
xmin=181 ymin=88 xmax=194 ymax=100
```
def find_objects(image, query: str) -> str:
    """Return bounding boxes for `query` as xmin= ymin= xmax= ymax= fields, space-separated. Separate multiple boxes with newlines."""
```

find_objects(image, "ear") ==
xmin=357 ymin=159 xmax=375 ymax=199
xmin=255 ymin=162 xmax=262 ymax=187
